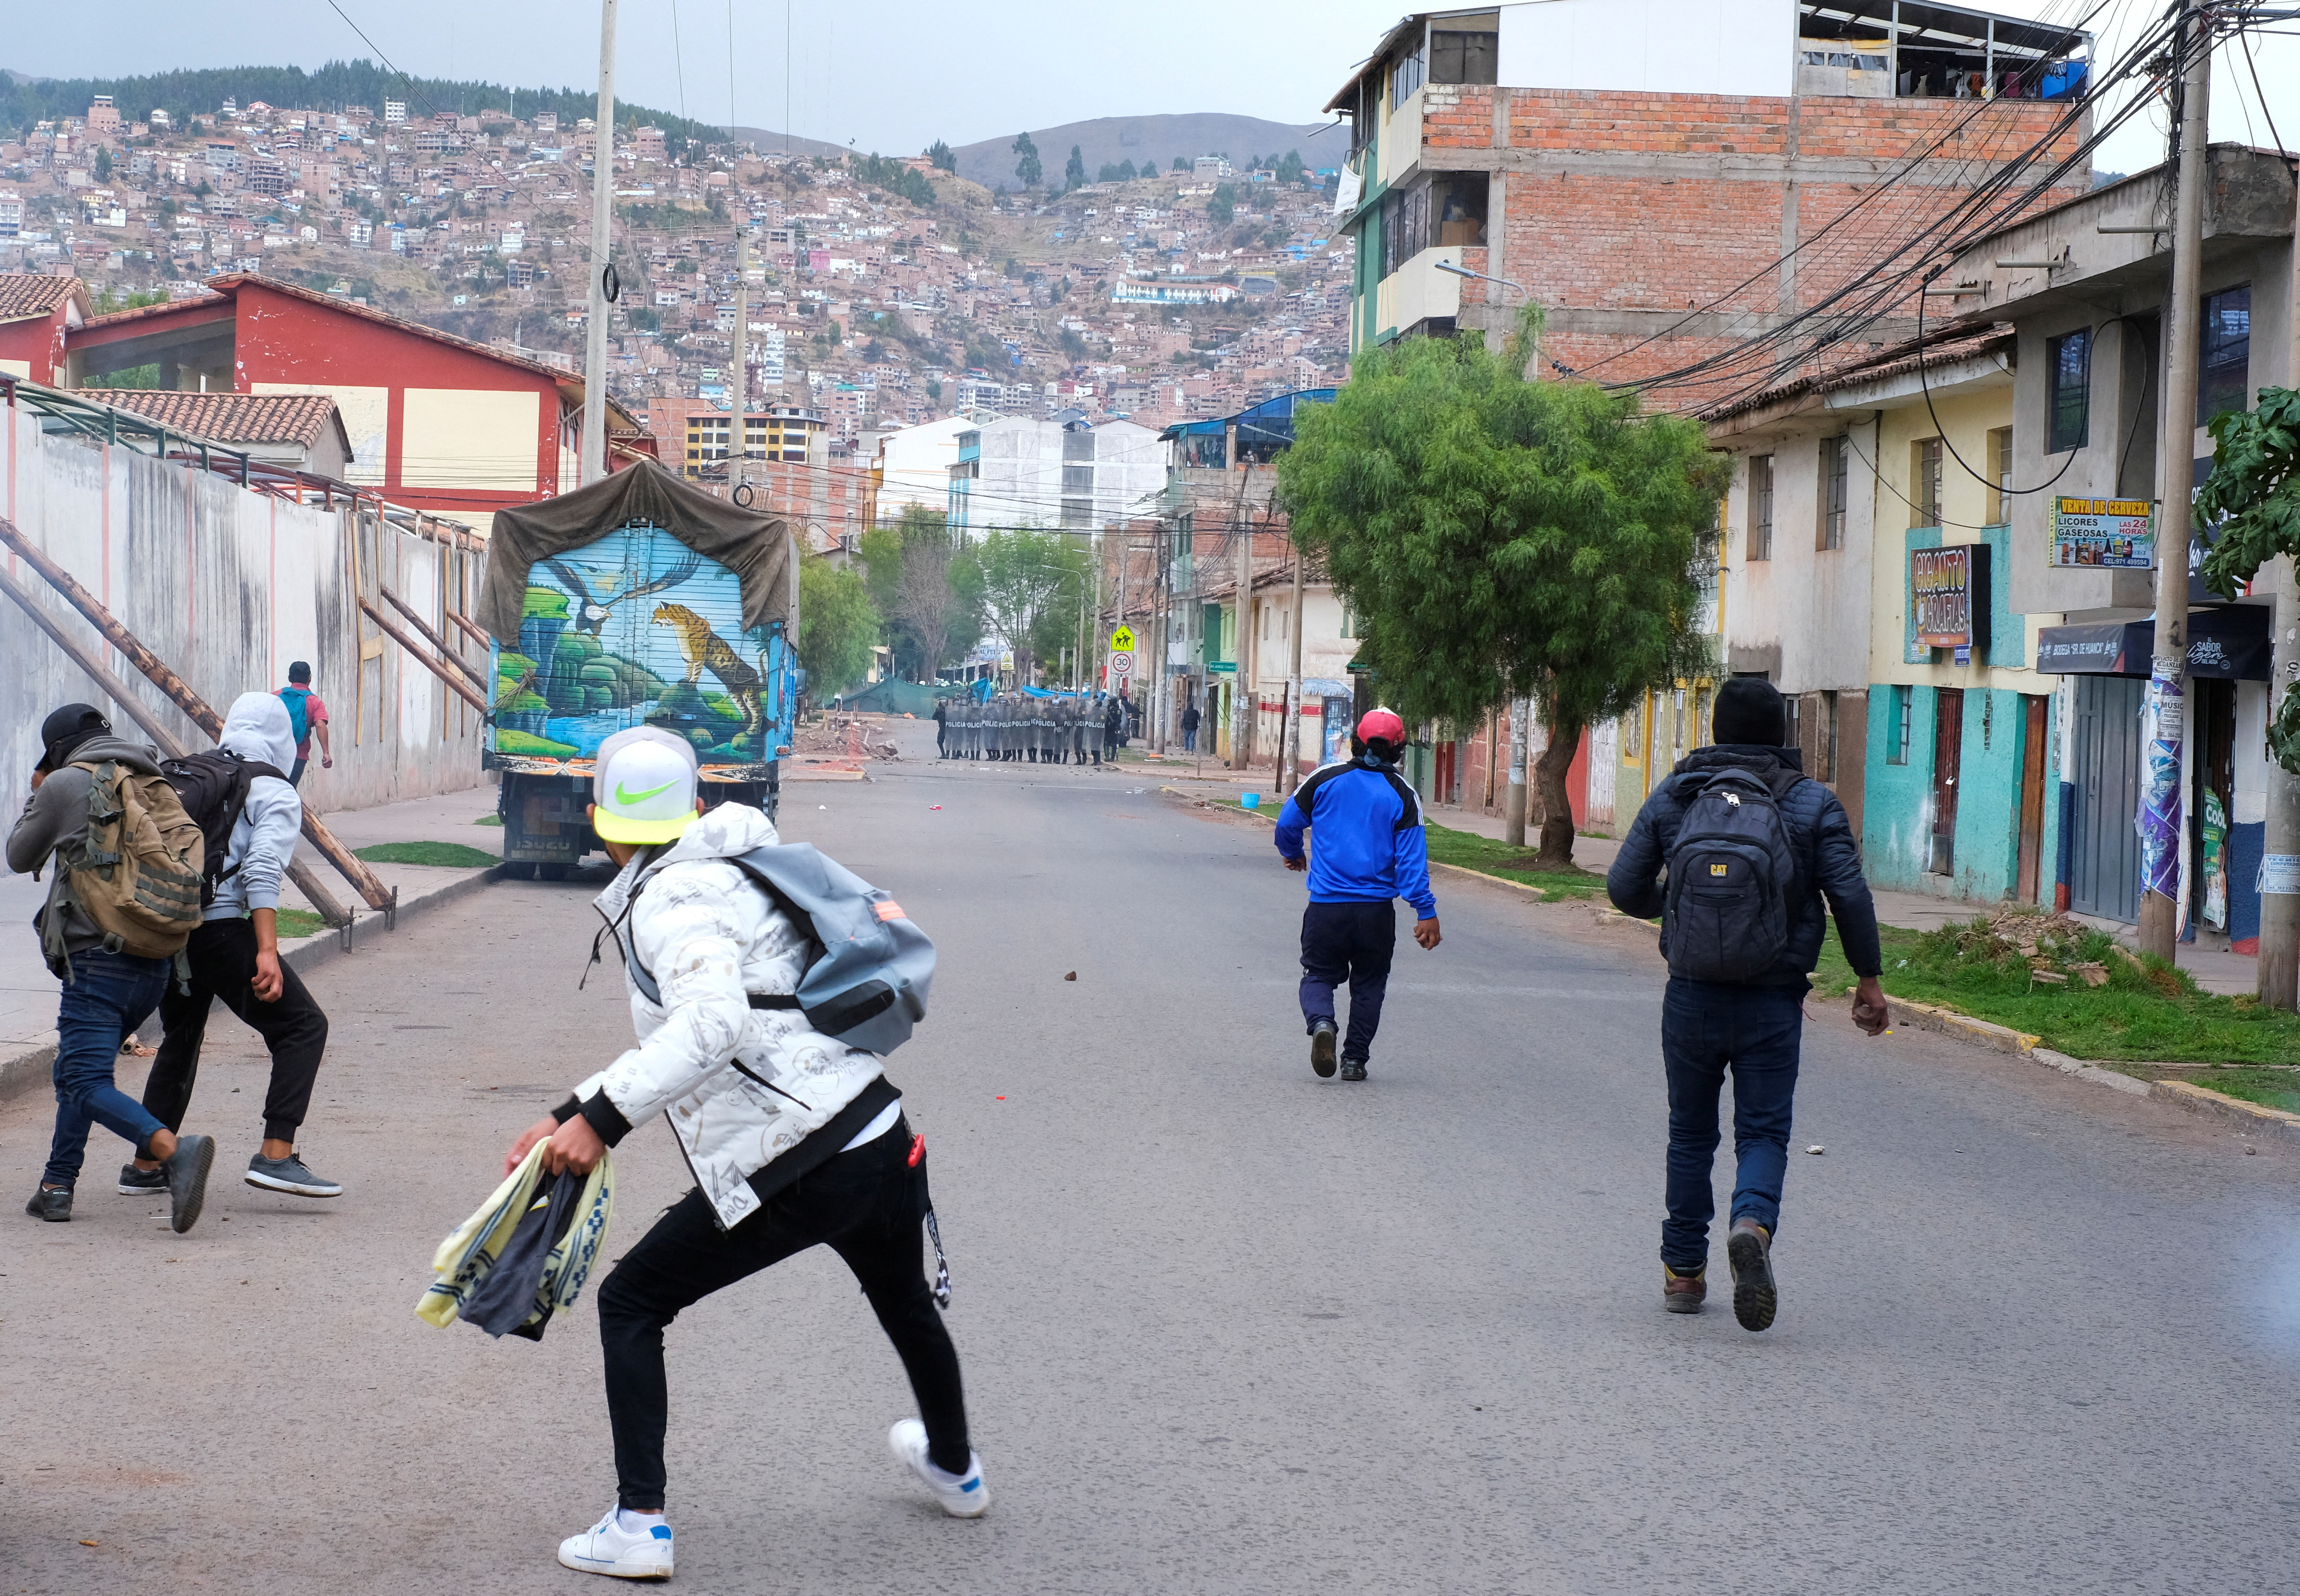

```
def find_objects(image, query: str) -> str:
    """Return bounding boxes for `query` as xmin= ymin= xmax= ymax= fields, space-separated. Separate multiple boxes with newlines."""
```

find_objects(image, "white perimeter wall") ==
xmin=1497 ymin=0 xmax=1796 ymax=97
xmin=0 ymin=397 xmax=487 ymax=815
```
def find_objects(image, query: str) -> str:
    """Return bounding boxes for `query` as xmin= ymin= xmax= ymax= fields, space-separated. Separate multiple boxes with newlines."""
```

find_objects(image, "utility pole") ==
xmin=579 ymin=0 xmax=619 ymax=486
xmin=1231 ymin=498 xmax=1254 ymax=770
xmin=2258 ymin=162 xmax=2300 ymax=1009
xmin=2138 ymin=0 xmax=2210 ymax=961
xmin=731 ymin=223 xmax=749 ymax=494
xmin=1284 ymin=522 xmax=1305 ymax=792
xmin=1505 ymin=698 xmax=1529 ymax=848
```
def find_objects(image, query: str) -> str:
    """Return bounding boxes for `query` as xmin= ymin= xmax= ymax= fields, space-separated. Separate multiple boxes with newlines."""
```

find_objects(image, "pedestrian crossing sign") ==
xmin=1109 ymin=626 xmax=1136 ymax=653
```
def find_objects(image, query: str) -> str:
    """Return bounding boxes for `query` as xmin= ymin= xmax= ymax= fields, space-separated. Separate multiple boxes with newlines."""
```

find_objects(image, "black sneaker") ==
xmin=1339 ymin=1059 xmax=1368 ymax=1082
xmin=1726 ymin=1217 xmax=1777 ymax=1332
xmin=24 ymin=1185 xmax=72 ymax=1223
xmin=118 ymin=1163 xmax=168 ymax=1195
xmin=161 ymin=1133 xmax=216 ymax=1234
xmin=1309 ymin=1020 xmax=1338 ymax=1078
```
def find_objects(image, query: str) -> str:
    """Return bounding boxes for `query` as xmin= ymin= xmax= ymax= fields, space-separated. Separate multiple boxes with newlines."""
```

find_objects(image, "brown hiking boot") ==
xmin=1663 ymin=1264 xmax=1706 ymax=1313
xmin=1727 ymin=1217 xmax=1777 ymax=1331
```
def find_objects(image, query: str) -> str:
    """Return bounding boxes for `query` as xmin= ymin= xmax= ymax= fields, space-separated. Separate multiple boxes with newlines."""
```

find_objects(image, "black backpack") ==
xmin=159 ymin=748 xmax=289 ymax=908
xmin=1662 ymin=766 xmax=1804 ymax=983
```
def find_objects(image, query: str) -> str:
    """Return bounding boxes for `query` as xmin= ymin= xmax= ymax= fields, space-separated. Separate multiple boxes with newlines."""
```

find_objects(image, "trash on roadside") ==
xmin=1064 ymin=971 xmax=1077 ymax=981
xmin=2070 ymin=962 xmax=2109 ymax=987
xmin=1805 ymin=1145 xmax=1825 ymax=1155
xmin=930 ymin=804 xmax=943 ymax=811
xmin=1242 ymin=793 xmax=1261 ymax=809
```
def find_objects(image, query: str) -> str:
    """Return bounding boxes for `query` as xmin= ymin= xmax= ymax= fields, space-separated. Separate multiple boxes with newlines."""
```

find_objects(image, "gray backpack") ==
xmin=618 ymin=842 xmax=934 ymax=1055
xmin=1662 ymin=767 xmax=1804 ymax=983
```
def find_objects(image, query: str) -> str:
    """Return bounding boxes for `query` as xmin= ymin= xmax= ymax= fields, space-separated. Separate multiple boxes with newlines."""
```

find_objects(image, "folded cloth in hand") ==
xmin=417 ymin=1140 xmax=616 ymax=1340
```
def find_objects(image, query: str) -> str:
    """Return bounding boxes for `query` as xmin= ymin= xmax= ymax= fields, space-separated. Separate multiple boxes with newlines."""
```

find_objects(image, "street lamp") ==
xmin=1434 ymin=259 xmax=1526 ymax=301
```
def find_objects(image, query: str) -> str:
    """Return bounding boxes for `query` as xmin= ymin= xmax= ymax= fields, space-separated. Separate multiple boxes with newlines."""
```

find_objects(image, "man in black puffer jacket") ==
xmin=1607 ymin=678 xmax=1888 ymax=1333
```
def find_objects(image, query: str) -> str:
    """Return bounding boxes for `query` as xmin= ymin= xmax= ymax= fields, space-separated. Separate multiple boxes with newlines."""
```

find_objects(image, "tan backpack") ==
xmin=43 ymin=759 xmax=208 ymax=963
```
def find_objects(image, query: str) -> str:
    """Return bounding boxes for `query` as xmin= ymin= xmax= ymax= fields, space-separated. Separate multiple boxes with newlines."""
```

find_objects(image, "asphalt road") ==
xmin=5 ymin=732 xmax=2299 ymax=1595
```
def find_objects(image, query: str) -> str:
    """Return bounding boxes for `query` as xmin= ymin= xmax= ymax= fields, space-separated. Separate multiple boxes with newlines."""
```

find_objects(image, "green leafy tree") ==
xmin=1064 ymin=145 xmax=1087 ymax=192
xmin=926 ymin=139 xmax=957 ymax=173
xmin=797 ymin=554 xmax=881 ymax=702
xmin=862 ymin=507 xmax=983 ymax=681
xmin=1277 ymin=307 xmax=1730 ymax=867
xmin=1276 ymin=149 xmax=1305 ymax=185
xmin=2200 ymin=385 xmax=2300 ymax=771
xmin=978 ymin=527 xmax=1087 ymax=684
xmin=1207 ymin=183 xmax=1236 ymax=225
xmin=1172 ymin=156 xmax=1189 ymax=172
xmin=1011 ymin=131 xmax=1042 ymax=189
xmin=93 ymin=146 xmax=112 ymax=183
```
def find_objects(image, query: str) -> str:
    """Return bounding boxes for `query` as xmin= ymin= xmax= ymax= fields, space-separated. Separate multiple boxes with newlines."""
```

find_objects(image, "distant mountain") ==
xmin=949 ymin=114 xmax=1351 ymax=191
xmin=723 ymin=125 xmax=861 ymax=162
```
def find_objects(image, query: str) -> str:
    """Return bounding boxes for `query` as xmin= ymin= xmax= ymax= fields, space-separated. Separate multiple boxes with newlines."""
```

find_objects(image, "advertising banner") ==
xmin=1910 ymin=544 xmax=1990 ymax=650
xmin=2051 ymin=497 xmax=2155 ymax=568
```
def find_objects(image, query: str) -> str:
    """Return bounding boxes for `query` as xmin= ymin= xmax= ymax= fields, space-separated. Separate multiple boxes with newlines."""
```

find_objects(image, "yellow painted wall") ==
xmin=400 ymin=387 xmax=543 ymax=494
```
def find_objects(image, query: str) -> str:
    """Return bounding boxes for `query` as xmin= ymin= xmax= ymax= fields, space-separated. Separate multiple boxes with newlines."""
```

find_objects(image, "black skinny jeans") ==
xmin=146 ymin=916 xmax=330 ymax=1143
xmin=596 ymin=1117 xmax=970 ymax=1511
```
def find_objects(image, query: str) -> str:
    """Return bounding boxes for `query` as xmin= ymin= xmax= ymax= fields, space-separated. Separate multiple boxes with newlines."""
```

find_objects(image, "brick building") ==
xmin=1326 ymin=0 xmax=2096 ymax=405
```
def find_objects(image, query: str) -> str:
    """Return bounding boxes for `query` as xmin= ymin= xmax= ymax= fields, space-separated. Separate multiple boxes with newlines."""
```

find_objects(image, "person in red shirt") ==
xmin=276 ymin=662 xmax=332 ymax=786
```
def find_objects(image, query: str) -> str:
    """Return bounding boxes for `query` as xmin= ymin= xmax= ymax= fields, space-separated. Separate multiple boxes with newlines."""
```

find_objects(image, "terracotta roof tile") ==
xmin=0 ymin=273 xmax=89 ymax=323
xmin=76 ymin=389 xmax=343 ymax=448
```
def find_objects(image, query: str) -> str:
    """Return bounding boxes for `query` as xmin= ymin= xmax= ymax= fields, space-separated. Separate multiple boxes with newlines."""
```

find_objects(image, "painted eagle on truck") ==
xmin=488 ymin=524 xmax=788 ymax=766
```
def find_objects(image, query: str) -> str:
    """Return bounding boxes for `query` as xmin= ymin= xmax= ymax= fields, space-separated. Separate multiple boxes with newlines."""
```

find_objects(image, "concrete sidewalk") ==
xmin=0 ymin=780 xmax=505 ymax=1102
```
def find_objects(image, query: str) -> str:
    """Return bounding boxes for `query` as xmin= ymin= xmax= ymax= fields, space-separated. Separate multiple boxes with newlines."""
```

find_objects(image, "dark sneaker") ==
xmin=1309 ymin=1020 xmax=1338 ymax=1078
xmin=24 ymin=1185 xmax=72 ymax=1223
xmin=1663 ymin=1264 xmax=1706 ymax=1314
xmin=1338 ymin=1059 xmax=1368 ymax=1082
xmin=246 ymin=1152 xmax=343 ymax=1198
xmin=162 ymin=1134 xmax=216 ymax=1234
xmin=1726 ymin=1217 xmax=1777 ymax=1332
xmin=118 ymin=1163 xmax=168 ymax=1195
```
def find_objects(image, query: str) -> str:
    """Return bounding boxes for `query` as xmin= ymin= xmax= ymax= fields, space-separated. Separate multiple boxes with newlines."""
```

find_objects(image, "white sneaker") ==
xmin=557 ymin=1505 xmax=674 ymax=1580
xmin=889 ymin=1418 xmax=990 ymax=1518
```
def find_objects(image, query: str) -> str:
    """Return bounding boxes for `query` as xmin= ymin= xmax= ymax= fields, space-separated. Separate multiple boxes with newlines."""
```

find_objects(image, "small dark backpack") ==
xmin=1663 ymin=767 xmax=1803 ymax=983
xmin=159 ymin=748 xmax=289 ymax=908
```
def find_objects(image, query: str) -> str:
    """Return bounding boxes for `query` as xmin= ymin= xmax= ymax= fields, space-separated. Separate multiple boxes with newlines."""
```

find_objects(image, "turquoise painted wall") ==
xmin=1861 ymin=682 xmax=2060 ymax=904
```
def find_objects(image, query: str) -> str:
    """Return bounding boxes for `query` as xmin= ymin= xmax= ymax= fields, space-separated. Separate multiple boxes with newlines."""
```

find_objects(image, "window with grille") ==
xmin=1818 ymin=436 xmax=1848 ymax=550
xmin=1911 ymin=437 xmax=1943 ymax=528
xmin=1748 ymin=455 xmax=1773 ymax=561
xmin=2048 ymin=329 xmax=2090 ymax=452
xmin=1986 ymin=427 xmax=2013 ymax=525
xmin=2199 ymin=285 xmax=2252 ymax=425
xmin=1887 ymin=684 xmax=1913 ymax=765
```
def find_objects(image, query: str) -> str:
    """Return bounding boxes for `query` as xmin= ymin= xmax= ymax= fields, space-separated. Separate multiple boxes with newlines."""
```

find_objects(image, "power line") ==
xmin=321 ymin=0 xmax=442 ymax=121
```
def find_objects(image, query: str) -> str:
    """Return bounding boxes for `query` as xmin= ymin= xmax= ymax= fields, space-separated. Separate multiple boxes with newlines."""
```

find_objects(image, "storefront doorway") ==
xmin=1928 ymin=688 xmax=1963 ymax=875
xmin=2069 ymin=674 xmax=2143 ymax=923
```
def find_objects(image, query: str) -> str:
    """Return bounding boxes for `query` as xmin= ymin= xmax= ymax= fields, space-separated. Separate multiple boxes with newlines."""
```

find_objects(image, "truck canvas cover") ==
xmin=476 ymin=457 xmax=797 ymax=772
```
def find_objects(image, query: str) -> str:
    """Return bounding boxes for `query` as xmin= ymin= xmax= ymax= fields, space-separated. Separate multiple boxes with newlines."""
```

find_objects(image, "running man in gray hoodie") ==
xmin=127 ymin=692 xmax=341 ymax=1200
xmin=7 ymin=703 xmax=217 ymax=1230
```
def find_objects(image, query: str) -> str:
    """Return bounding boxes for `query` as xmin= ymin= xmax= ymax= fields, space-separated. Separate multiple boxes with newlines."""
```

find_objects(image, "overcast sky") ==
xmin=6 ymin=0 xmax=2293 ymax=177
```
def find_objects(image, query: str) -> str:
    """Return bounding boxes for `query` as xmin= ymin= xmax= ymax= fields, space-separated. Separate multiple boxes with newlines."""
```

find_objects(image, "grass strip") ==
xmin=352 ymin=840 xmax=501 ymax=868
xmin=275 ymin=908 xmax=328 ymax=940
xmin=1810 ymin=917 xmax=2300 ymax=1067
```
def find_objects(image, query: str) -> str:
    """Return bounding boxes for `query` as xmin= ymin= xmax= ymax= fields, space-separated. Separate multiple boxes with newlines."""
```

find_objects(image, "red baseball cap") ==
xmin=1356 ymin=708 xmax=1405 ymax=745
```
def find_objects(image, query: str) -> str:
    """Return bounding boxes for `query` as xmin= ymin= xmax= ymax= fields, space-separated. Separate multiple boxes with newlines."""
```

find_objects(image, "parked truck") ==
xmin=476 ymin=460 xmax=798 ymax=877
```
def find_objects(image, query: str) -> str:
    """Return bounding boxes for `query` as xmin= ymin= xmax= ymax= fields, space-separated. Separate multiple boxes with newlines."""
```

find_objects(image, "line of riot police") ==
xmin=940 ymin=691 xmax=1126 ymax=766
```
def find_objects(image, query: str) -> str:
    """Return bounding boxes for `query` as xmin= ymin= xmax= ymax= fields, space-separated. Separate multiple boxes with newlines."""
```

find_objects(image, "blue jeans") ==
xmin=1299 ymin=899 xmax=1395 ymax=1062
xmin=1659 ymin=978 xmax=1804 ymax=1270
xmin=44 ymin=947 xmax=172 ymax=1188
xmin=1182 ymin=728 xmax=1197 ymax=752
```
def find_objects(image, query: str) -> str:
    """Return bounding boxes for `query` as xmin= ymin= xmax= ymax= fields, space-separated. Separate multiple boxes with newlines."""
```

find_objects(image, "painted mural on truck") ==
xmin=487 ymin=523 xmax=788 ymax=767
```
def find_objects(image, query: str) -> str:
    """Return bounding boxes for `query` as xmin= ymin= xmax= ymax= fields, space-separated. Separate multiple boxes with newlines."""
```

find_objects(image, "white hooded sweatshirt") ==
xmin=570 ymin=802 xmax=890 ymax=1230
xmin=209 ymin=691 xmax=303 ymax=922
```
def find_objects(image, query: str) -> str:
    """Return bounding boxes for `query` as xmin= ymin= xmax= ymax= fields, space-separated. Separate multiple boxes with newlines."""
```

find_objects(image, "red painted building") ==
xmin=64 ymin=274 xmax=633 ymax=524
xmin=0 ymin=274 xmax=90 ymax=386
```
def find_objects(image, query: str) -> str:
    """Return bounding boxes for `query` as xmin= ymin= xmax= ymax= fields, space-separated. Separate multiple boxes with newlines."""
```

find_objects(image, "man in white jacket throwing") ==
xmin=504 ymin=727 xmax=985 ymax=1582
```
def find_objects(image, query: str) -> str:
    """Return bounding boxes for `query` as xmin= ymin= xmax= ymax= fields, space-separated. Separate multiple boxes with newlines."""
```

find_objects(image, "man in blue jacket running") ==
xmin=1273 ymin=709 xmax=1440 ymax=1082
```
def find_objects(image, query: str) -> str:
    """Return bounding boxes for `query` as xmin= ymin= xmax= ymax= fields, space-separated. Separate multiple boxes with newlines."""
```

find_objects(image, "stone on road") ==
xmin=3 ymin=742 xmax=2295 ymax=1593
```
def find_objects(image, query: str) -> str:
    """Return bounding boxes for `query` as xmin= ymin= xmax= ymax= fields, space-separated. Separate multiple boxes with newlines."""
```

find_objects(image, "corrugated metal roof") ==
xmin=1702 ymin=325 xmax=2014 ymax=424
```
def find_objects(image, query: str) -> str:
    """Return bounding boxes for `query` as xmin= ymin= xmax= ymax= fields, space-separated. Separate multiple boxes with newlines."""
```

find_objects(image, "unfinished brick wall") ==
xmin=1454 ymin=87 xmax=2089 ymax=407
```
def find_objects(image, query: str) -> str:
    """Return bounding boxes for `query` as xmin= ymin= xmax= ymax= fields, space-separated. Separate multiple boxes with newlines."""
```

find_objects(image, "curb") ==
xmin=1873 ymin=992 xmax=2291 ymax=1139
xmin=0 ymin=864 xmax=499 ymax=1106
